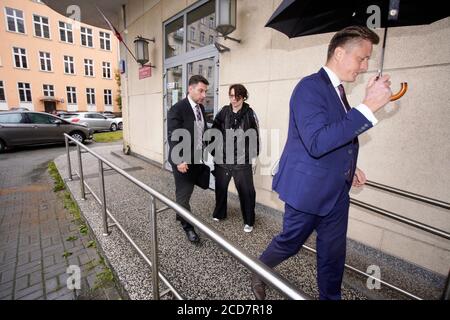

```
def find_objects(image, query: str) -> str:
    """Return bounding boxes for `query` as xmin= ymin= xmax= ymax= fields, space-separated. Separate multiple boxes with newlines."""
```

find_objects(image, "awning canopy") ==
xmin=40 ymin=96 xmax=61 ymax=103
xmin=43 ymin=0 xmax=126 ymax=29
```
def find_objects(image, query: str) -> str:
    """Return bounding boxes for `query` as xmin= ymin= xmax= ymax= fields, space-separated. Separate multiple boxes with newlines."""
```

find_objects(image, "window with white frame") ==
xmin=0 ymin=81 xmax=5 ymax=101
xmin=39 ymin=51 xmax=52 ymax=71
xmin=209 ymin=35 xmax=214 ymax=45
xmin=33 ymin=14 xmax=50 ymax=38
xmin=99 ymin=32 xmax=111 ymax=50
xmin=64 ymin=55 xmax=74 ymax=74
xmin=5 ymin=7 xmax=25 ymax=33
xmin=59 ymin=21 xmax=73 ymax=43
xmin=190 ymin=27 xmax=196 ymax=41
xmin=102 ymin=62 xmax=111 ymax=78
xmin=198 ymin=64 xmax=203 ymax=75
xmin=43 ymin=84 xmax=54 ymax=97
xmin=84 ymin=59 xmax=94 ymax=76
xmin=66 ymin=86 xmax=76 ymax=104
xmin=13 ymin=47 xmax=27 ymax=68
xmin=104 ymin=89 xmax=112 ymax=106
xmin=86 ymin=88 xmax=95 ymax=105
xmin=209 ymin=16 xmax=215 ymax=29
xmin=81 ymin=27 xmax=93 ymax=47
xmin=18 ymin=82 xmax=32 ymax=102
xmin=200 ymin=32 xmax=205 ymax=44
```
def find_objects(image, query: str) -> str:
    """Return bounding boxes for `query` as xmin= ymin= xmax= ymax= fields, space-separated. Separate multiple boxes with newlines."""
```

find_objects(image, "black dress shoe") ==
xmin=251 ymin=274 xmax=266 ymax=300
xmin=185 ymin=230 xmax=200 ymax=243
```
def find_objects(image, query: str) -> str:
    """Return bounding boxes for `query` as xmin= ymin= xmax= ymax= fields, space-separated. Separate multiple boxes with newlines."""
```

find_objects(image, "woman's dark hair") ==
xmin=229 ymin=84 xmax=249 ymax=101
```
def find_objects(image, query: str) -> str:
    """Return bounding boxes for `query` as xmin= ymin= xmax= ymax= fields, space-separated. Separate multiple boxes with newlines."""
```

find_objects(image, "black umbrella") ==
xmin=265 ymin=0 xmax=450 ymax=101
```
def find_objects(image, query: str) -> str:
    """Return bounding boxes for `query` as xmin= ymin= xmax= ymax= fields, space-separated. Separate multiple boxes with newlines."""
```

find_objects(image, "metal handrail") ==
xmin=365 ymin=180 xmax=450 ymax=210
xmin=64 ymin=134 xmax=309 ymax=300
xmin=350 ymin=199 xmax=450 ymax=240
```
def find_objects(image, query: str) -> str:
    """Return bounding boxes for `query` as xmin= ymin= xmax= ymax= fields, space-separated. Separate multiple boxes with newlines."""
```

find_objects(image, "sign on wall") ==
xmin=139 ymin=65 xmax=152 ymax=79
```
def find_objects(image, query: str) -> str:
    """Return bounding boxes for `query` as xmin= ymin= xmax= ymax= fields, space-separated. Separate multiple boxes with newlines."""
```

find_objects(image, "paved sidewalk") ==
xmin=0 ymin=145 xmax=123 ymax=300
xmin=53 ymin=144 xmax=446 ymax=300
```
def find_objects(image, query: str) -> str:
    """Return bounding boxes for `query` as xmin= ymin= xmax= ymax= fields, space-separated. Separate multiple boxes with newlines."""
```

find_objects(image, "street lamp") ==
xmin=134 ymin=36 xmax=155 ymax=66
xmin=215 ymin=0 xmax=241 ymax=53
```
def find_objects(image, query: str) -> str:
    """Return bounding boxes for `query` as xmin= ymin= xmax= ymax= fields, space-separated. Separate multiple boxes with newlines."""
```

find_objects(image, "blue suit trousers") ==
xmin=259 ymin=183 xmax=350 ymax=300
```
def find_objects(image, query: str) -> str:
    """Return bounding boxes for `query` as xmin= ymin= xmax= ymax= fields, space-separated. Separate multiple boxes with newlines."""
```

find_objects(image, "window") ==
xmin=0 ymin=113 xmax=24 ymax=124
xmin=200 ymin=32 xmax=205 ymax=44
xmin=59 ymin=21 xmax=73 ymax=43
xmin=165 ymin=17 xmax=184 ymax=59
xmin=207 ymin=66 xmax=213 ymax=78
xmin=86 ymin=88 xmax=95 ymax=105
xmin=18 ymin=82 xmax=32 ymax=102
xmin=198 ymin=64 xmax=203 ymax=75
xmin=43 ymin=84 xmax=54 ymax=97
xmin=33 ymin=14 xmax=50 ymax=38
xmin=64 ymin=56 xmax=74 ymax=74
xmin=13 ymin=47 xmax=27 ymax=68
xmin=0 ymin=81 xmax=5 ymax=101
xmin=104 ymin=89 xmax=112 ymax=106
xmin=84 ymin=59 xmax=94 ymax=76
xmin=99 ymin=32 xmax=111 ymax=50
xmin=102 ymin=62 xmax=111 ymax=78
xmin=39 ymin=51 xmax=52 ymax=71
xmin=5 ymin=7 xmax=25 ymax=33
xmin=81 ymin=27 xmax=93 ymax=47
xmin=186 ymin=1 xmax=217 ymax=52
xmin=66 ymin=86 xmax=76 ymax=104
xmin=28 ymin=113 xmax=57 ymax=124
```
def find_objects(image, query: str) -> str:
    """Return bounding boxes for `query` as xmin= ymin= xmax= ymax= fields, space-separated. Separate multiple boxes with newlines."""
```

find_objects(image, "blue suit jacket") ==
xmin=272 ymin=68 xmax=373 ymax=216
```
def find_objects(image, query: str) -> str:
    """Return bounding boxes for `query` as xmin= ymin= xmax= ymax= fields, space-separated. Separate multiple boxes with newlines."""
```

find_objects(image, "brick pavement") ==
xmin=0 ymin=145 xmax=123 ymax=300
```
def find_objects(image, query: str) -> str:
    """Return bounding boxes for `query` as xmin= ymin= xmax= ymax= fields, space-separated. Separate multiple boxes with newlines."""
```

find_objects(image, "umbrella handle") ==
xmin=390 ymin=82 xmax=408 ymax=101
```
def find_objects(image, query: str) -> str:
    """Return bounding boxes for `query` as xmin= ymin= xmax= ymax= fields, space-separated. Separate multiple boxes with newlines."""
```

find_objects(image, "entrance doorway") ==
xmin=44 ymin=101 xmax=56 ymax=113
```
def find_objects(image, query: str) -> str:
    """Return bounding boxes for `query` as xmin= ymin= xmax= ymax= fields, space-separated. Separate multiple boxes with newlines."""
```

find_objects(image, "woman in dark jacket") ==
xmin=211 ymin=84 xmax=259 ymax=232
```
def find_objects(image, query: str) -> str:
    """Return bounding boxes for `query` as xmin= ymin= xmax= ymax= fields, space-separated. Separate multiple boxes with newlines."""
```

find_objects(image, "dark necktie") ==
xmin=195 ymin=105 xmax=202 ymax=121
xmin=337 ymin=84 xmax=351 ymax=112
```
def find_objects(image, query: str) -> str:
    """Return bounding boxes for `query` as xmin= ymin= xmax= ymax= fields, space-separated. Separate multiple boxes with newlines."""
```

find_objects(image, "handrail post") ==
xmin=65 ymin=135 xmax=73 ymax=181
xmin=98 ymin=159 xmax=109 ymax=236
xmin=149 ymin=195 xmax=160 ymax=300
xmin=76 ymin=143 xmax=86 ymax=200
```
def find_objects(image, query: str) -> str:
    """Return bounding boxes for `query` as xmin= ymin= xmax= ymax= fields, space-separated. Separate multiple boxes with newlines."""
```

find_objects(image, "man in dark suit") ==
xmin=251 ymin=26 xmax=393 ymax=300
xmin=167 ymin=75 xmax=209 ymax=243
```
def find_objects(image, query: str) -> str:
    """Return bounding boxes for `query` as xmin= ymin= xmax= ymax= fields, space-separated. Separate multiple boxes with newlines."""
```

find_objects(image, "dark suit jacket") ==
xmin=167 ymin=97 xmax=207 ymax=167
xmin=272 ymin=68 xmax=373 ymax=216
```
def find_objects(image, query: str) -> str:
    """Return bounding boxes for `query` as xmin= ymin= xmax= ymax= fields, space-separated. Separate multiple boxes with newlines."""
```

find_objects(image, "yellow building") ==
xmin=0 ymin=0 xmax=120 ymax=113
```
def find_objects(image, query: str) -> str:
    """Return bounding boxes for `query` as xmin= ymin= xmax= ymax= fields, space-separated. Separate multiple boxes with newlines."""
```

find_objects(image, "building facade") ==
xmin=0 ymin=0 xmax=120 ymax=113
xmin=43 ymin=0 xmax=450 ymax=276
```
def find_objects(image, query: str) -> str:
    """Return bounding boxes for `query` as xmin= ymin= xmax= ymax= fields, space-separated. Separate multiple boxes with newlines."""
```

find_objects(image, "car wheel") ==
xmin=70 ymin=131 xmax=85 ymax=143
xmin=110 ymin=123 xmax=117 ymax=132
xmin=0 ymin=139 xmax=5 ymax=153
xmin=118 ymin=122 xmax=123 ymax=130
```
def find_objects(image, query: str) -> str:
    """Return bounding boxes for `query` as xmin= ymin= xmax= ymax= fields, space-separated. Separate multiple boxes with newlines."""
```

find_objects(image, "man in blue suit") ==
xmin=251 ymin=26 xmax=393 ymax=300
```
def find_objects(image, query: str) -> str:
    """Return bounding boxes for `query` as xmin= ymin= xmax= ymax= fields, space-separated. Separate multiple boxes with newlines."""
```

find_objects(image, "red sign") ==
xmin=139 ymin=66 xmax=152 ymax=79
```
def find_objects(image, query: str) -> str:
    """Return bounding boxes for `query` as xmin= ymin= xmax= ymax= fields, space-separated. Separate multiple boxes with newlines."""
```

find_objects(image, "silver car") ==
xmin=64 ymin=112 xmax=118 ymax=132
xmin=0 ymin=111 xmax=93 ymax=152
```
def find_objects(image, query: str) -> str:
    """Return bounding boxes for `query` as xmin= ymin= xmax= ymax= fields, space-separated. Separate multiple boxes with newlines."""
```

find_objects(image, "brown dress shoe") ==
xmin=251 ymin=274 xmax=266 ymax=300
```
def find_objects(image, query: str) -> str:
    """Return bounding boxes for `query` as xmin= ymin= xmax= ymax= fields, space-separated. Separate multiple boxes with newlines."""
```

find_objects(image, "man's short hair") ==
xmin=327 ymin=26 xmax=380 ymax=61
xmin=189 ymin=75 xmax=209 ymax=86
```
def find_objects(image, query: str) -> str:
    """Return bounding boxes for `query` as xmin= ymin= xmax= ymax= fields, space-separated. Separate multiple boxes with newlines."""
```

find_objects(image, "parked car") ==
xmin=110 ymin=117 xmax=123 ymax=130
xmin=0 ymin=111 xmax=94 ymax=152
xmin=101 ymin=111 xmax=116 ymax=118
xmin=63 ymin=112 xmax=119 ymax=132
